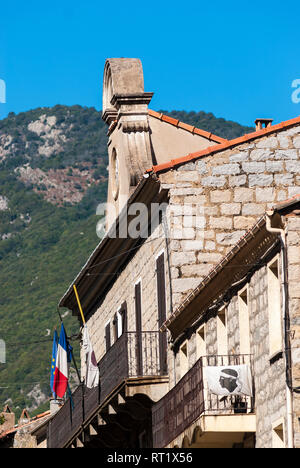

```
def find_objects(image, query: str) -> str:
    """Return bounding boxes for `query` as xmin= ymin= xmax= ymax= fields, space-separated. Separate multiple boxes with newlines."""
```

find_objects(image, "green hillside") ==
xmin=0 ymin=105 xmax=253 ymax=417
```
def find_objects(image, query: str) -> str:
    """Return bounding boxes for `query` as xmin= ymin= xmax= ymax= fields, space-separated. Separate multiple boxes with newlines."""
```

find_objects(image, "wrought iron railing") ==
xmin=99 ymin=331 xmax=162 ymax=399
xmin=152 ymin=354 xmax=254 ymax=448
xmin=47 ymin=331 xmax=165 ymax=448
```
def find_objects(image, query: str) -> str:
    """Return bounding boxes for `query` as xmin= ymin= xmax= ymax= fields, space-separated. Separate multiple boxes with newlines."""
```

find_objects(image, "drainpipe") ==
xmin=266 ymin=211 xmax=294 ymax=449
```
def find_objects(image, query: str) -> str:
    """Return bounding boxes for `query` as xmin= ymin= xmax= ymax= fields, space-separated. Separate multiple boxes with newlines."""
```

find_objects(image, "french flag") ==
xmin=53 ymin=323 xmax=69 ymax=398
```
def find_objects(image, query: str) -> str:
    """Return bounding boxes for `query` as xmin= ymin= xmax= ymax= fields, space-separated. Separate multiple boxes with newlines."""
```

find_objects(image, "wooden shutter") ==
xmin=135 ymin=282 xmax=143 ymax=375
xmin=113 ymin=313 xmax=118 ymax=342
xmin=105 ymin=322 xmax=111 ymax=352
xmin=156 ymin=253 xmax=168 ymax=374
xmin=120 ymin=301 xmax=128 ymax=334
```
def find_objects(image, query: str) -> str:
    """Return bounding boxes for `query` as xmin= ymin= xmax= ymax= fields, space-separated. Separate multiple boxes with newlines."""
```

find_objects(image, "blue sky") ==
xmin=0 ymin=0 xmax=299 ymax=126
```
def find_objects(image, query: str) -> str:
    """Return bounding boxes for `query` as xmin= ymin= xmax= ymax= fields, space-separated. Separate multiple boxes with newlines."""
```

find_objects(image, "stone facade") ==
xmin=286 ymin=215 xmax=300 ymax=447
xmin=81 ymin=225 xmax=170 ymax=376
xmin=78 ymin=122 xmax=300 ymax=448
xmin=58 ymin=59 xmax=300 ymax=449
xmin=165 ymin=220 xmax=300 ymax=448
xmin=158 ymin=126 xmax=300 ymax=309
xmin=203 ymin=264 xmax=286 ymax=448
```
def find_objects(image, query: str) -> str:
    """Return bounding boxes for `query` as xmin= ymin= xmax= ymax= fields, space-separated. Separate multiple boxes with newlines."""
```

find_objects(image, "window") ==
xmin=113 ymin=313 xmax=118 ymax=342
xmin=105 ymin=321 xmax=111 ymax=352
xmin=135 ymin=281 xmax=143 ymax=375
xmin=156 ymin=252 xmax=166 ymax=326
xmin=119 ymin=302 xmax=127 ymax=335
xmin=113 ymin=302 xmax=127 ymax=342
xmin=238 ymin=286 xmax=250 ymax=355
xmin=179 ymin=341 xmax=189 ymax=378
xmin=268 ymin=257 xmax=282 ymax=358
xmin=196 ymin=325 xmax=206 ymax=360
xmin=217 ymin=307 xmax=228 ymax=355
xmin=156 ymin=252 xmax=168 ymax=374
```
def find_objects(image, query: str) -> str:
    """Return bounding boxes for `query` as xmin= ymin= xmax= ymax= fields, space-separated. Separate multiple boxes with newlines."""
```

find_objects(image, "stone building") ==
xmin=47 ymin=58 xmax=300 ymax=448
xmin=154 ymin=197 xmax=300 ymax=448
xmin=0 ymin=407 xmax=50 ymax=448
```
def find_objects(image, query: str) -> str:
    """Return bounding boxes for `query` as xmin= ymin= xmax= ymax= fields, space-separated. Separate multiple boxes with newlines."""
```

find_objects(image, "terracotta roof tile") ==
xmin=148 ymin=114 xmax=300 ymax=174
xmin=148 ymin=109 xmax=227 ymax=144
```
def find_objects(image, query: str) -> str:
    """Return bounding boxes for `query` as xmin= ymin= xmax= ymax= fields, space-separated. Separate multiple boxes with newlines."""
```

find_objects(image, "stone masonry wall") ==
xmin=177 ymin=260 xmax=287 ymax=448
xmin=248 ymin=266 xmax=286 ymax=448
xmin=286 ymin=214 xmax=300 ymax=448
xmin=160 ymin=124 xmax=300 ymax=309
xmin=81 ymin=122 xmax=300 ymax=446
xmin=82 ymin=224 xmax=174 ymax=382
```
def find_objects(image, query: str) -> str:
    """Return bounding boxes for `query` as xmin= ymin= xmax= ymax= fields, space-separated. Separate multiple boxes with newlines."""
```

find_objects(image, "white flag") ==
xmin=205 ymin=364 xmax=253 ymax=397
xmin=82 ymin=325 xmax=100 ymax=389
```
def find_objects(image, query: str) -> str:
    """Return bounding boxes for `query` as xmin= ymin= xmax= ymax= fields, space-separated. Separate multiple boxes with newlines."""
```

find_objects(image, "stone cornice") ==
xmin=110 ymin=92 xmax=153 ymax=108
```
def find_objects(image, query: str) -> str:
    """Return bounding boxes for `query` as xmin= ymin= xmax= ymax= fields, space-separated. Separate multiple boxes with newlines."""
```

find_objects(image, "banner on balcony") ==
xmin=82 ymin=325 xmax=100 ymax=389
xmin=205 ymin=364 xmax=253 ymax=397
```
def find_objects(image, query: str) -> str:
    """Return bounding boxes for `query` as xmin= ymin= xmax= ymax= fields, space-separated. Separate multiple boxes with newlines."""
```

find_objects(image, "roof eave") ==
xmin=162 ymin=214 xmax=279 ymax=340
xmin=59 ymin=174 xmax=161 ymax=315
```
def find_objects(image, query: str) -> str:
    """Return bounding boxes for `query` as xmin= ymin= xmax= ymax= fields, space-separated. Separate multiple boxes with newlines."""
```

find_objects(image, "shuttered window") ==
xmin=120 ymin=301 xmax=128 ymax=334
xmin=113 ymin=313 xmax=118 ymax=342
xmin=105 ymin=322 xmax=111 ymax=352
xmin=156 ymin=253 xmax=168 ymax=375
xmin=135 ymin=282 xmax=143 ymax=375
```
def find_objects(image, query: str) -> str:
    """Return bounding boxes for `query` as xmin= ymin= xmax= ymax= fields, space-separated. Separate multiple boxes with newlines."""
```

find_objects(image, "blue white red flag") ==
xmin=53 ymin=323 xmax=69 ymax=398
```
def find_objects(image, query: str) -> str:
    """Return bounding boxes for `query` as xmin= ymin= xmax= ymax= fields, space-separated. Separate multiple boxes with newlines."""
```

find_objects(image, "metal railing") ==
xmin=152 ymin=354 xmax=254 ymax=448
xmin=99 ymin=331 xmax=163 ymax=399
xmin=47 ymin=331 xmax=165 ymax=448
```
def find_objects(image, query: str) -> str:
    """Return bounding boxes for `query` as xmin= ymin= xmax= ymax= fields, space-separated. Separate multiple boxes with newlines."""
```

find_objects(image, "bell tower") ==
xmin=102 ymin=58 xmax=154 ymax=230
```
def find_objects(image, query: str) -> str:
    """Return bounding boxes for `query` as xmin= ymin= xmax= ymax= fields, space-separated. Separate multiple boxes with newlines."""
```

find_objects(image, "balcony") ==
xmin=47 ymin=331 xmax=169 ymax=448
xmin=152 ymin=354 xmax=256 ymax=448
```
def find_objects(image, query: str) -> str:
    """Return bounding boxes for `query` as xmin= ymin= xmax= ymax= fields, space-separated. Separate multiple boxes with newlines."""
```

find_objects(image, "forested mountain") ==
xmin=0 ymin=105 xmax=253 ymax=417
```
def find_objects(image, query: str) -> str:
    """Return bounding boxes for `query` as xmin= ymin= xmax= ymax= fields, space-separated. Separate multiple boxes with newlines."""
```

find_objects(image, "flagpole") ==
xmin=73 ymin=284 xmax=86 ymax=326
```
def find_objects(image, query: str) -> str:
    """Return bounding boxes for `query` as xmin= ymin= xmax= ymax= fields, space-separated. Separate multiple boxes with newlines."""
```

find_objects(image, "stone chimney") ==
xmin=50 ymin=398 xmax=64 ymax=415
xmin=18 ymin=409 xmax=30 ymax=425
xmin=0 ymin=406 xmax=15 ymax=433
xmin=255 ymin=118 xmax=273 ymax=131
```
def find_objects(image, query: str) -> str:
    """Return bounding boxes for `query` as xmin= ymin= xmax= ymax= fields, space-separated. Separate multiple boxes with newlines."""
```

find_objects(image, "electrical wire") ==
xmin=85 ymin=236 xmax=160 ymax=270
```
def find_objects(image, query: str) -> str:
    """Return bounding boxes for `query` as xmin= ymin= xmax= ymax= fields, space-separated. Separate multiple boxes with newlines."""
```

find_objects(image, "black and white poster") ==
xmin=204 ymin=364 xmax=253 ymax=397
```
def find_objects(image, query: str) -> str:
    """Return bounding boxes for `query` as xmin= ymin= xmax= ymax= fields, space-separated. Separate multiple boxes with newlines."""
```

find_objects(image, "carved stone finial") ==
xmin=102 ymin=58 xmax=154 ymax=230
xmin=102 ymin=58 xmax=150 ymax=124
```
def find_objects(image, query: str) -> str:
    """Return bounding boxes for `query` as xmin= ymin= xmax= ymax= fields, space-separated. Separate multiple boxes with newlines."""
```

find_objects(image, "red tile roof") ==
xmin=147 ymin=114 xmax=300 ymax=174
xmin=148 ymin=109 xmax=227 ymax=144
